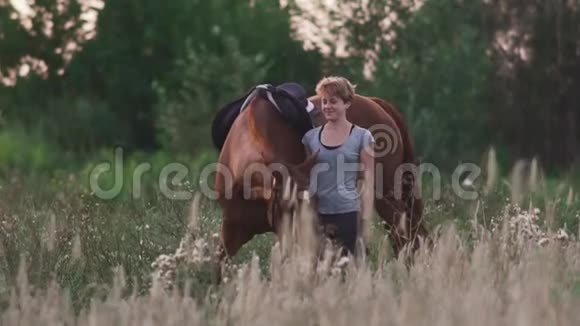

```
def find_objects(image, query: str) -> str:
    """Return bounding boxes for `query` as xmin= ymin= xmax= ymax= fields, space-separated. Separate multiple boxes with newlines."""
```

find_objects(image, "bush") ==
xmin=0 ymin=126 xmax=63 ymax=175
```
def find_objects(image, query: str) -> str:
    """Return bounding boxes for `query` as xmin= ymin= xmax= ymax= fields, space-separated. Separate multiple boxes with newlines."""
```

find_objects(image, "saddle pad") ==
xmin=211 ymin=86 xmax=254 ymax=150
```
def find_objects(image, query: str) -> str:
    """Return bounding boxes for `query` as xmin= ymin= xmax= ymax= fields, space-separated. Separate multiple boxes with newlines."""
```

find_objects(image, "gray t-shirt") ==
xmin=301 ymin=124 xmax=375 ymax=214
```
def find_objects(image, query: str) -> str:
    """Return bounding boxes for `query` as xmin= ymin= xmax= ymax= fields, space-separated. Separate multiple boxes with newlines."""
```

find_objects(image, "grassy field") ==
xmin=0 ymin=152 xmax=579 ymax=325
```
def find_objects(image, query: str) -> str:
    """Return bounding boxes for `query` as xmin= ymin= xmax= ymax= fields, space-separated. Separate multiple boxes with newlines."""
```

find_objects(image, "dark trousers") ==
xmin=318 ymin=211 xmax=358 ymax=256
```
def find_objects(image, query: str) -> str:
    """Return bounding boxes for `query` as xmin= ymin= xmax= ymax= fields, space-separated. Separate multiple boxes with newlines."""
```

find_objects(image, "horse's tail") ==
xmin=369 ymin=97 xmax=427 ymax=242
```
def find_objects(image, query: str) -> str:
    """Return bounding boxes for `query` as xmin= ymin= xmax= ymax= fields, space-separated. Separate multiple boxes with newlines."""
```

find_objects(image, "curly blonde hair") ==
xmin=315 ymin=76 xmax=357 ymax=102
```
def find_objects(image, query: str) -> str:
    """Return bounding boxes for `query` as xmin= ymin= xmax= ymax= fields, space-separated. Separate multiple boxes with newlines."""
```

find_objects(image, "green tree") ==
xmin=0 ymin=0 xmax=87 ymax=86
xmin=486 ymin=0 xmax=580 ymax=170
xmin=289 ymin=0 xmax=495 ymax=166
xmin=2 ymin=0 xmax=323 ymax=153
xmin=367 ymin=0 xmax=495 ymax=166
xmin=65 ymin=0 xmax=322 ymax=150
xmin=153 ymin=36 xmax=271 ymax=152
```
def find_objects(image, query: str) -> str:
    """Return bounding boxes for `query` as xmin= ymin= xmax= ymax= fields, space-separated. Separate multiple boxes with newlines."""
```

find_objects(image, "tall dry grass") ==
xmin=1 ymin=149 xmax=579 ymax=325
xmin=3 ymin=192 xmax=580 ymax=325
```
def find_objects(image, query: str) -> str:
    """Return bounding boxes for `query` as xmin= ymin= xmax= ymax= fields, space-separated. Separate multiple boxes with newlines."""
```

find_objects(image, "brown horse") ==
xmin=212 ymin=88 xmax=428 ymax=279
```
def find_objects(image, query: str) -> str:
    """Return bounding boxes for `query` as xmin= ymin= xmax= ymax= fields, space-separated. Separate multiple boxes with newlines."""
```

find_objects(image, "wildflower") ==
xmin=336 ymin=256 xmax=350 ymax=268
xmin=556 ymin=229 xmax=569 ymax=241
xmin=537 ymin=238 xmax=550 ymax=246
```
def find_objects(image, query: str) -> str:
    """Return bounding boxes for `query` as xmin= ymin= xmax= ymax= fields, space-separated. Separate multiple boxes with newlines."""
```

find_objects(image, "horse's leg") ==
xmin=214 ymin=218 xmax=255 ymax=284
xmin=215 ymin=241 xmax=227 ymax=285
xmin=407 ymin=197 xmax=431 ymax=251
xmin=401 ymin=167 xmax=431 ymax=252
xmin=374 ymin=194 xmax=431 ymax=265
xmin=374 ymin=196 xmax=407 ymax=258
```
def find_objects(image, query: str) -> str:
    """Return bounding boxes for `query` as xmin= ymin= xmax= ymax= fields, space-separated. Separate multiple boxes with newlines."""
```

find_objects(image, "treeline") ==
xmin=0 ymin=0 xmax=578 ymax=172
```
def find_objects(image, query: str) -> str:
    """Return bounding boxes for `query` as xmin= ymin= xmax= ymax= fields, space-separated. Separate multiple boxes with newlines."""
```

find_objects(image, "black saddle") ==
xmin=211 ymin=82 xmax=315 ymax=150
